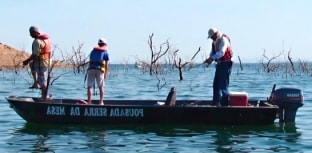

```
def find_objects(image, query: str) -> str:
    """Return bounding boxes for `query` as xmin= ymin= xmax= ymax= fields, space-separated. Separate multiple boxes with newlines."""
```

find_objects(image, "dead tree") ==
xmin=148 ymin=33 xmax=170 ymax=75
xmin=237 ymin=56 xmax=243 ymax=71
xmin=10 ymin=50 xmax=31 ymax=85
xmin=298 ymin=59 xmax=310 ymax=74
xmin=46 ymin=45 xmax=70 ymax=86
xmin=52 ymin=44 xmax=67 ymax=67
xmin=122 ymin=58 xmax=129 ymax=73
xmin=65 ymin=42 xmax=88 ymax=74
xmin=261 ymin=49 xmax=282 ymax=73
xmin=287 ymin=50 xmax=295 ymax=72
xmin=155 ymin=72 xmax=167 ymax=90
xmin=174 ymin=47 xmax=201 ymax=80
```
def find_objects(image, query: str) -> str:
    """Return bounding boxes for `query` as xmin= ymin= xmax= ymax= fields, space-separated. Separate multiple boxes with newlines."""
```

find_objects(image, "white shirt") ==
xmin=209 ymin=32 xmax=231 ymax=60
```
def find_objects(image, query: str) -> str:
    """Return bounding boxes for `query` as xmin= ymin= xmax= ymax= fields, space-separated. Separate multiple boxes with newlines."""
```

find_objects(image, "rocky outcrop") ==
xmin=0 ymin=42 xmax=30 ymax=69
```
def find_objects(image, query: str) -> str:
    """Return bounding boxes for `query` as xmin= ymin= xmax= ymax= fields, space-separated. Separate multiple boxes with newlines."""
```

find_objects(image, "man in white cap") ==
xmin=87 ymin=38 xmax=109 ymax=105
xmin=204 ymin=28 xmax=233 ymax=106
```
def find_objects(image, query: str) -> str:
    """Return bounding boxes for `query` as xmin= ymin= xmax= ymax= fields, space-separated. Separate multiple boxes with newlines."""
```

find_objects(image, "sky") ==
xmin=1 ymin=0 xmax=311 ymax=64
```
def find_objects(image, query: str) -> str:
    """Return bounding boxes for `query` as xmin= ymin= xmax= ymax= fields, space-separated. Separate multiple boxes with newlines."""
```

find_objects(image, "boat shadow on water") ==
xmin=9 ymin=122 xmax=302 ymax=152
xmin=16 ymin=122 xmax=300 ymax=137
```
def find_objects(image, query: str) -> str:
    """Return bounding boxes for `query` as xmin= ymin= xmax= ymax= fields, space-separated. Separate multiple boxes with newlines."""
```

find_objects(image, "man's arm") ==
xmin=211 ymin=38 xmax=227 ymax=60
xmin=23 ymin=54 xmax=36 ymax=66
xmin=23 ymin=39 xmax=44 ymax=66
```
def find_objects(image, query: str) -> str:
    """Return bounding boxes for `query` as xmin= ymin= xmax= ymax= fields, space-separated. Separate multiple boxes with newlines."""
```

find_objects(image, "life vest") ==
xmin=212 ymin=34 xmax=233 ymax=61
xmin=37 ymin=34 xmax=51 ymax=60
xmin=89 ymin=46 xmax=107 ymax=72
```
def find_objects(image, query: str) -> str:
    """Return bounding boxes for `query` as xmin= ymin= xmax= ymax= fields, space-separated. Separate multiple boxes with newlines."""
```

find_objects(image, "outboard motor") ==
xmin=269 ymin=84 xmax=304 ymax=123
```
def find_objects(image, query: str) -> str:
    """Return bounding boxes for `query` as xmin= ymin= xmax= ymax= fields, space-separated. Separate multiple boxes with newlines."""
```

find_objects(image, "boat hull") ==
xmin=6 ymin=96 xmax=278 ymax=125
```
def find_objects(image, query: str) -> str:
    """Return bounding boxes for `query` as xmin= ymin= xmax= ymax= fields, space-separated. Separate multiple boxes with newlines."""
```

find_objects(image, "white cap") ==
xmin=98 ymin=38 xmax=107 ymax=44
xmin=207 ymin=28 xmax=218 ymax=39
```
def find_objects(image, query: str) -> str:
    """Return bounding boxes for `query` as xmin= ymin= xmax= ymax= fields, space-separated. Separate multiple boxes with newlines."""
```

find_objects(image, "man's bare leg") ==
xmin=87 ymin=87 xmax=92 ymax=104
xmin=31 ymin=71 xmax=40 ymax=88
xmin=99 ymin=87 xmax=104 ymax=105
xmin=41 ymin=85 xmax=47 ymax=101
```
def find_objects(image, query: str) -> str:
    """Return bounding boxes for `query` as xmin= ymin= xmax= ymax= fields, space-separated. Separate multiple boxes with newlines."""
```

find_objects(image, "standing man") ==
xmin=204 ymin=28 xmax=233 ymax=106
xmin=23 ymin=26 xmax=52 ymax=101
xmin=87 ymin=38 xmax=109 ymax=105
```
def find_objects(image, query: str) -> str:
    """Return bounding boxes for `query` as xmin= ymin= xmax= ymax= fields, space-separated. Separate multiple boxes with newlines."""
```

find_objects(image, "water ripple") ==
xmin=0 ymin=64 xmax=312 ymax=152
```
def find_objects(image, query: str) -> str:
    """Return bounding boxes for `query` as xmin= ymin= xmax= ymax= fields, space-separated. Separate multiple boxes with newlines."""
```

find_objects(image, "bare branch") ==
xmin=287 ymin=50 xmax=295 ymax=72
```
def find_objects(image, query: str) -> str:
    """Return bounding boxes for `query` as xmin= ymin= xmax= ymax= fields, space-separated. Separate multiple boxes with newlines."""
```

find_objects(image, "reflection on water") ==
xmin=7 ymin=123 xmax=302 ymax=152
xmin=1 ymin=64 xmax=312 ymax=152
xmin=211 ymin=123 xmax=301 ymax=152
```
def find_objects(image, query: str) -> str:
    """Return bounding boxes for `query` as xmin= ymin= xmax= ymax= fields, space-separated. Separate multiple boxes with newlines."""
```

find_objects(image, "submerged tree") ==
xmin=258 ymin=47 xmax=312 ymax=77
xmin=65 ymin=42 xmax=88 ymax=74
xmin=147 ymin=33 xmax=171 ymax=75
xmin=174 ymin=47 xmax=201 ymax=80
xmin=261 ymin=49 xmax=283 ymax=73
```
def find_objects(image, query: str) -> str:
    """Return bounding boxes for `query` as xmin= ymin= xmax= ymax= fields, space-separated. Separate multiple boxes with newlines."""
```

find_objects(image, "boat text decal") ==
xmin=46 ymin=106 xmax=144 ymax=117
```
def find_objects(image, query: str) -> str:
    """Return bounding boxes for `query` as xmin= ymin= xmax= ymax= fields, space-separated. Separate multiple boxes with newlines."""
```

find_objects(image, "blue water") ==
xmin=1 ymin=64 xmax=311 ymax=152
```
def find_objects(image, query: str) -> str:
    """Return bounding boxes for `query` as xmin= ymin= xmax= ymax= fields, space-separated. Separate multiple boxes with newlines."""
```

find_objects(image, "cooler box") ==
xmin=229 ymin=91 xmax=248 ymax=106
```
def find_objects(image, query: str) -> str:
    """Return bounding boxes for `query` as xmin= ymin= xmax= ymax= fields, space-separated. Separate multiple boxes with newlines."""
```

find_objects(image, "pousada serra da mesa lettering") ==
xmin=46 ymin=106 xmax=144 ymax=117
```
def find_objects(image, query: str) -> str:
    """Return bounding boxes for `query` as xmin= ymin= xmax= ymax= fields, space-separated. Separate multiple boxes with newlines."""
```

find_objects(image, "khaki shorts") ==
xmin=87 ymin=69 xmax=104 ymax=88
xmin=29 ymin=60 xmax=48 ymax=86
xmin=29 ymin=60 xmax=39 ymax=72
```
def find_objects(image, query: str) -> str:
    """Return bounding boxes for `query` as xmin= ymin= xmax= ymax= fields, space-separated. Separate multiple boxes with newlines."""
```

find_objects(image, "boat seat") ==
xmin=165 ymin=87 xmax=176 ymax=106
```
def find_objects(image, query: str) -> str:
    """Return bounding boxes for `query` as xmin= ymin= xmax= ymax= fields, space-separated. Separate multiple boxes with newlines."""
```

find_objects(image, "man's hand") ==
xmin=23 ymin=55 xmax=34 ymax=66
xmin=22 ymin=59 xmax=29 ymax=66
xmin=204 ymin=57 xmax=213 ymax=64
